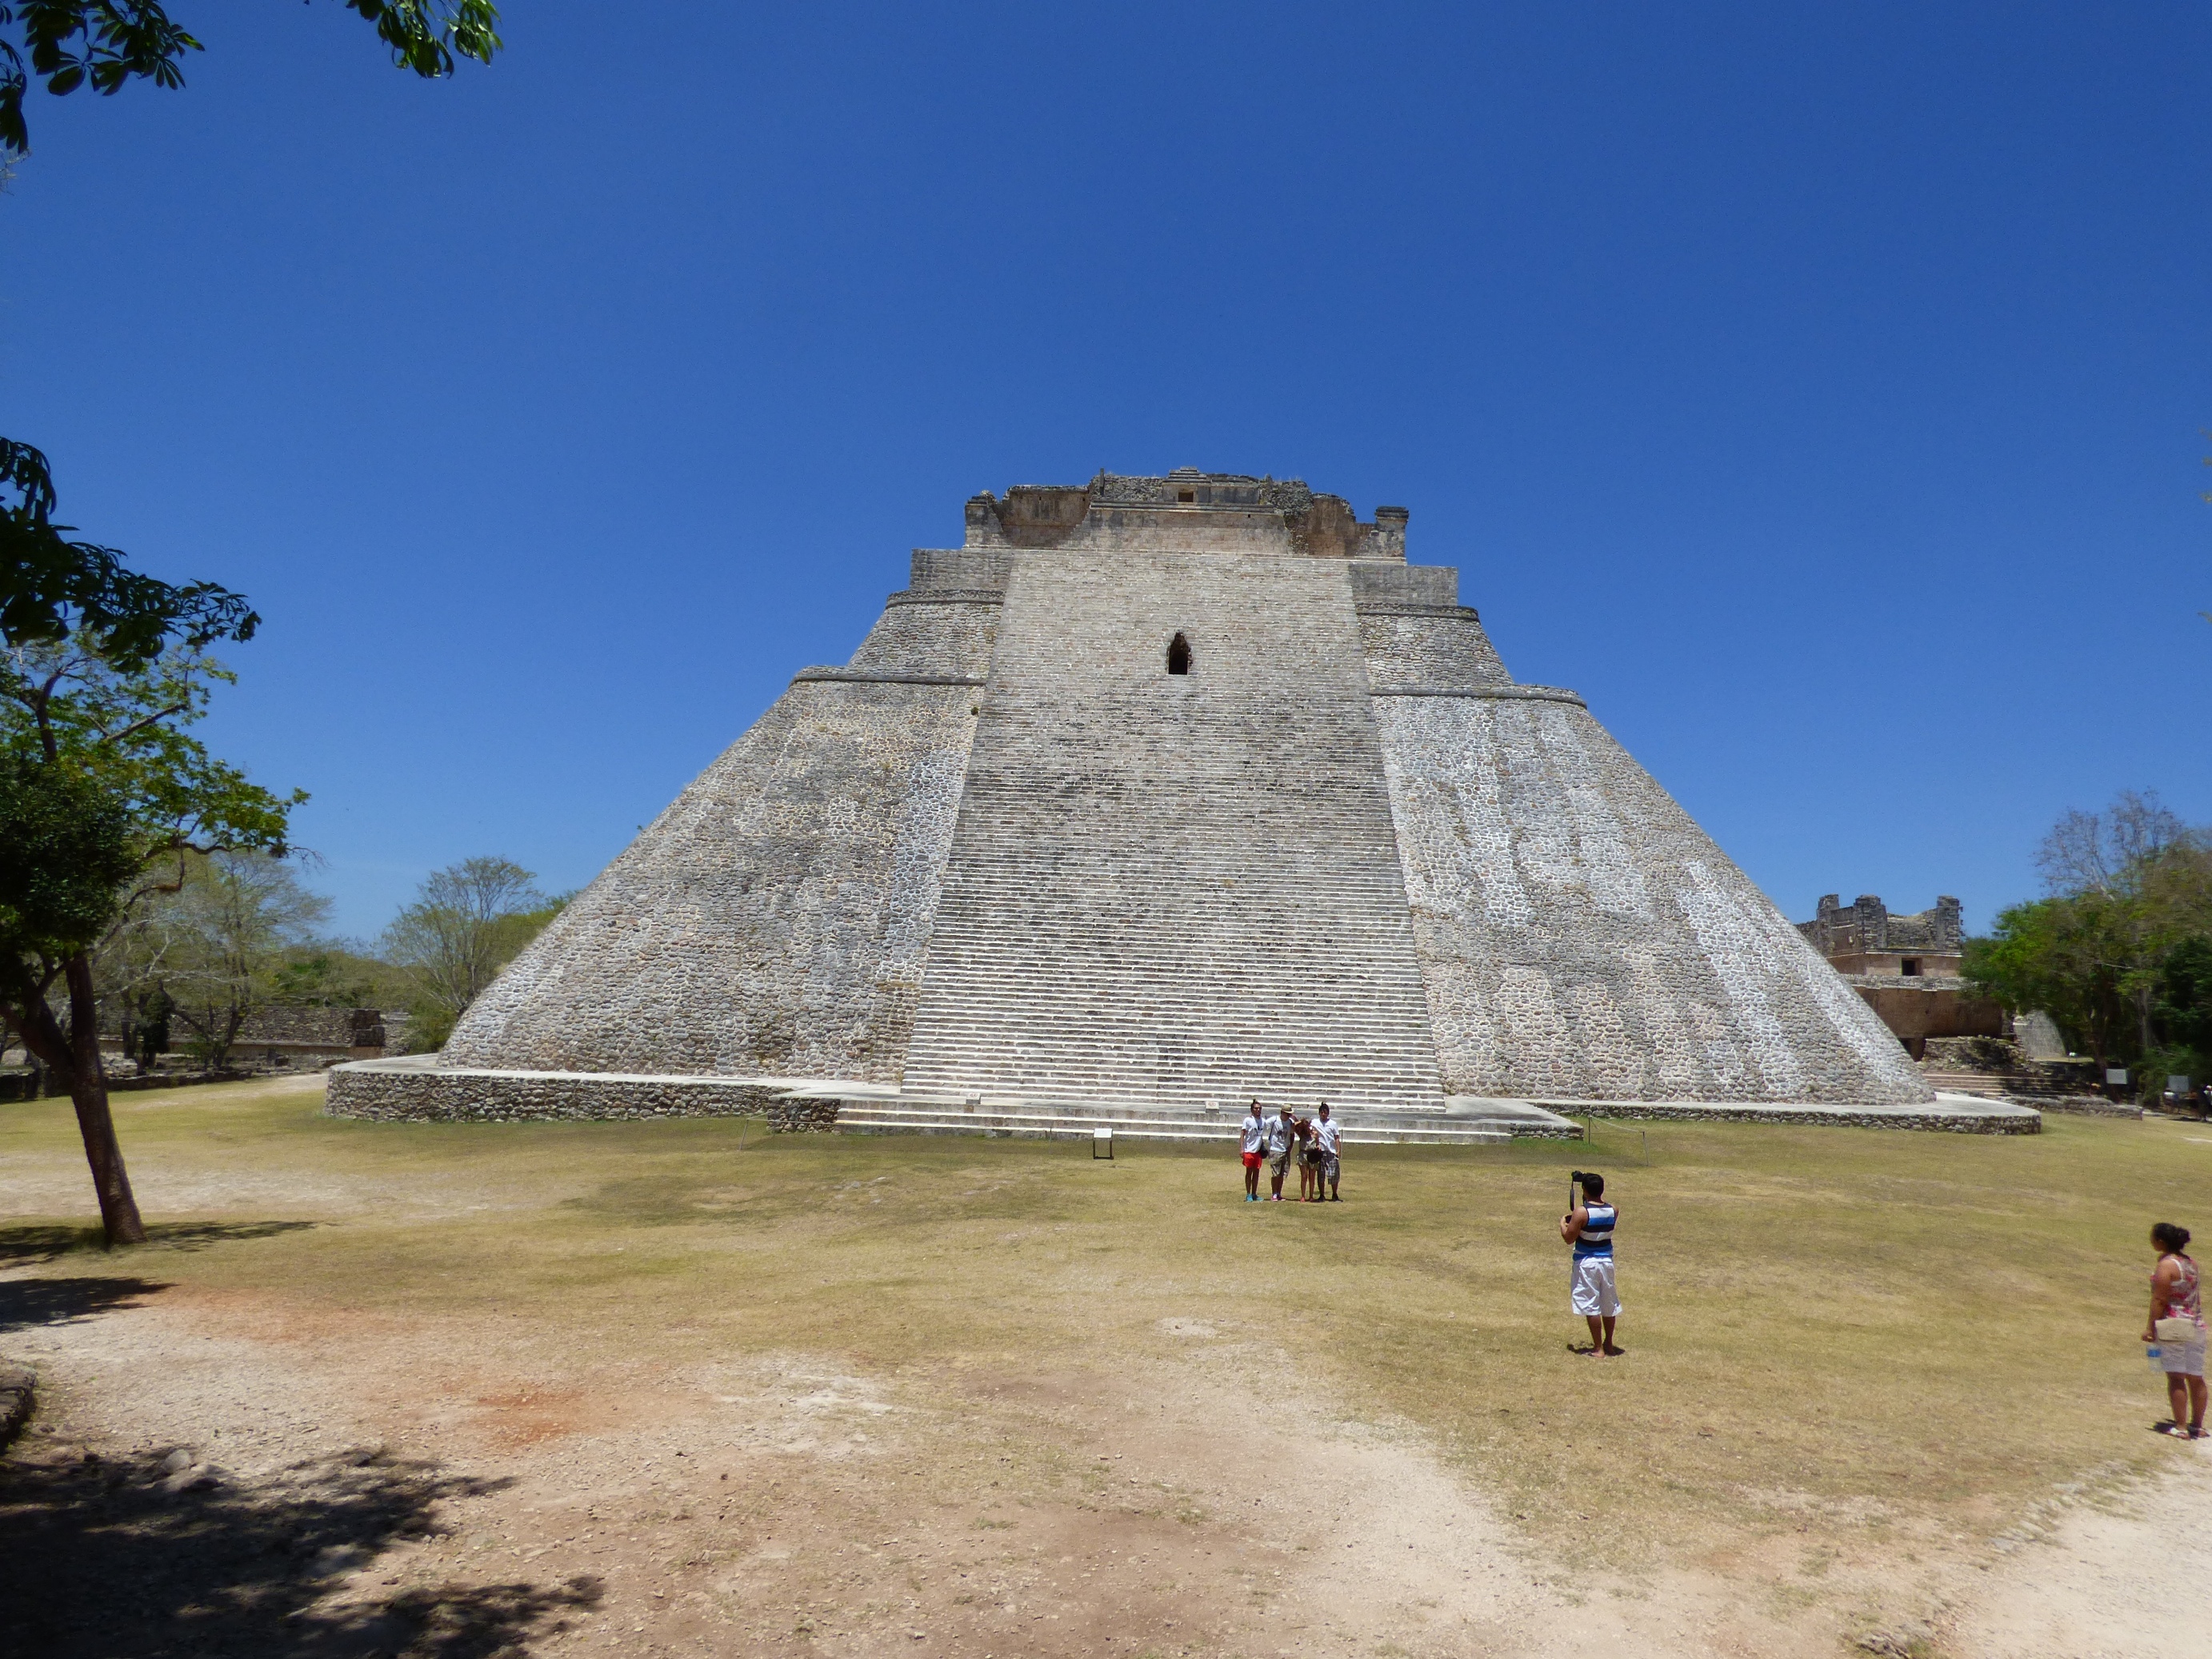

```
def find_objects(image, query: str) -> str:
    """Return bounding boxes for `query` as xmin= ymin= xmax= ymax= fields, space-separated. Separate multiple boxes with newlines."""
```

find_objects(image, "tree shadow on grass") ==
xmin=0 ymin=1276 xmax=168 ymax=1336
xmin=0 ymin=1220 xmax=318 ymax=1265
xmin=0 ymin=1442 xmax=600 ymax=1658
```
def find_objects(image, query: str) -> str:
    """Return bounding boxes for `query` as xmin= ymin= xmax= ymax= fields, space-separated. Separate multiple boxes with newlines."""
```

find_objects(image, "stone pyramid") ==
xmin=350 ymin=470 xmax=1930 ymax=1121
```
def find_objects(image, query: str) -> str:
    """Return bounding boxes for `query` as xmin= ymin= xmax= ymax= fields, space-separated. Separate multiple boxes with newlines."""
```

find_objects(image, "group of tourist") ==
xmin=1237 ymin=1101 xmax=1342 ymax=1202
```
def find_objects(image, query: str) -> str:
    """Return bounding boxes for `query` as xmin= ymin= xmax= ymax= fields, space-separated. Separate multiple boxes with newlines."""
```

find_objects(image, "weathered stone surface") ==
xmin=1571 ymin=1097 xmax=2038 ymax=1133
xmin=326 ymin=1061 xmax=788 ymax=1121
xmin=440 ymin=675 xmax=980 ymax=1080
xmin=1373 ymin=694 xmax=1926 ymax=1104
xmin=899 ymin=549 xmax=1443 ymax=1113
xmin=336 ymin=470 xmax=1938 ymax=1126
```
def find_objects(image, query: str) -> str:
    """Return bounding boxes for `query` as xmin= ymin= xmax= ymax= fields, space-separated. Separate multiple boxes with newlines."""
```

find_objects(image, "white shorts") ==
xmin=1570 ymin=1255 xmax=1619 ymax=1318
xmin=2162 ymin=1337 xmax=2207 ymax=1378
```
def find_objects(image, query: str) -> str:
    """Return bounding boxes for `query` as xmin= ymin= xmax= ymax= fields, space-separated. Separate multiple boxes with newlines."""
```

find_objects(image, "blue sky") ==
xmin=4 ymin=2 xmax=2206 ymax=938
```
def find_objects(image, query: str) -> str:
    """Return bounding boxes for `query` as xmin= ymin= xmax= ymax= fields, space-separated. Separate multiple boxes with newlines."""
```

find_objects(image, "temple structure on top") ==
xmin=330 ymin=469 xmax=1934 ymax=1127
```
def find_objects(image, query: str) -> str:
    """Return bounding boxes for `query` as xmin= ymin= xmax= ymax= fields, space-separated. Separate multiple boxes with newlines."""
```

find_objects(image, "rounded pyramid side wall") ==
xmin=440 ymin=597 xmax=992 ymax=1078
xmin=1374 ymin=692 xmax=1933 ymax=1105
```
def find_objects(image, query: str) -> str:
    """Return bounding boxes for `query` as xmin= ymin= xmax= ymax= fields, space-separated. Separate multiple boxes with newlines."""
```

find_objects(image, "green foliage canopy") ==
xmin=0 ymin=1 xmax=500 ymax=155
xmin=0 ymin=639 xmax=304 ymax=1009
xmin=1965 ymin=792 xmax=2212 ymax=1086
xmin=0 ymin=751 xmax=137 ymax=969
xmin=2 ymin=441 xmax=258 ymax=674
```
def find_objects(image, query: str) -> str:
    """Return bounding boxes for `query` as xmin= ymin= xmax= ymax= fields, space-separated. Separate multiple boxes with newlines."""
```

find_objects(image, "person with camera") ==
xmin=2147 ymin=1221 xmax=2206 ymax=1438
xmin=1561 ymin=1171 xmax=1622 ymax=1357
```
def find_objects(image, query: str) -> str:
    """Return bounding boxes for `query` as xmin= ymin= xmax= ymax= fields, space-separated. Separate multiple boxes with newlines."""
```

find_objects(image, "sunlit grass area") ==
xmin=5 ymin=1078 xmax=2203 ymax=1569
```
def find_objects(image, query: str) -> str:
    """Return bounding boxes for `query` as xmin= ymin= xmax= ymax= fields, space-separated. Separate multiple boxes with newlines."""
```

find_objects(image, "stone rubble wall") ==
xmin=324 ymin=1065 xmax=840 ymax=1129
xmin=899 ymin=549 xmax=1446 ymax=1113
xmin=1572 ymin=1100 xmax=2035 ymax=1133
xmin=1371 ymin=682 xmax=1933 ymax=1105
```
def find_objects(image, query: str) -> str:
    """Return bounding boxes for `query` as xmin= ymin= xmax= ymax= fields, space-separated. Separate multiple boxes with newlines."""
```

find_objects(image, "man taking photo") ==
xmin=1560 ymin=1171 xmax=1622 ymax=1357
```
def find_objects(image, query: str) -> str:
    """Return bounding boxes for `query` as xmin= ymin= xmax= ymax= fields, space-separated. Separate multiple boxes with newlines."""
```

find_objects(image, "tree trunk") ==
xmin=65 ymin=953 xmax=146 ymax=1245
xmin=5 ymin=957 xmax=148 ymax=1246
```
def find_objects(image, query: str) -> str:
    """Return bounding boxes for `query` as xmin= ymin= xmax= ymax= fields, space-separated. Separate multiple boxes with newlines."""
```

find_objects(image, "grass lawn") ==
xmin=4 ymin=1078 xmax=2205 ymax=1577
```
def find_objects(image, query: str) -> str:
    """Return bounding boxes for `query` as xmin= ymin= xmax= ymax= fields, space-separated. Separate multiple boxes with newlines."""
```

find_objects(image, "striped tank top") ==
xmin=1576 ymin=1204 xmax=1616 ymax=1258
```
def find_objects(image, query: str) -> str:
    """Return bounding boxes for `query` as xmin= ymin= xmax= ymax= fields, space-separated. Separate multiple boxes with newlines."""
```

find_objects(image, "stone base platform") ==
xmin=326 ymin=1059 xmax=2035 ymax=1137
xmin=1547 ymin=1093 xmax=2041 ymax=1133
xmin=323 ymin=1059 xmax=1574 ymax=1141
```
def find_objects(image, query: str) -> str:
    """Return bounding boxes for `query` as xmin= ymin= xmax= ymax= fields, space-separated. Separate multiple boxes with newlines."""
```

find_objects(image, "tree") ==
xmin=266 ymin=945 xmax=406 ymax=1011
xmin=2031 ymin=790 xmax=2187 ymax=897
xmin=145 ymin=852 xmax=331 ymax=1070
xmin=1963 ymin=896 xmax=2134 ymax=1073
xmin=2154 ymin=935 xmax=2212 ymax=1079
xmin=381 ymin=857 xmax=555 ymax=1051
xmin=1967 ymin=791 xmax=2212 ymax=1089
xmin=0 ymin=639 xmax=301 ymax=1244
xmin=0 ymin=0 xmax=500 ymax=1243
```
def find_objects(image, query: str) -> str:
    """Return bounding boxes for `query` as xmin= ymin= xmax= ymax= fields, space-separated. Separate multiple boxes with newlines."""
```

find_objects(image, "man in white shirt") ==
xmin=1266 ymin=1104 xmax=1297 ymax=1201
xmin=1313 ymin=1101 xmax=1342 ymax=1201
xmin=1239 ymin=1101 xmax=1267 ymax=1201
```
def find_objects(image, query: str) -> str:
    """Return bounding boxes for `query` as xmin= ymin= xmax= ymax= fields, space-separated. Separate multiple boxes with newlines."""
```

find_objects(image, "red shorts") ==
xmin=1242 ymin=1151 xmax=1262 ymax=1170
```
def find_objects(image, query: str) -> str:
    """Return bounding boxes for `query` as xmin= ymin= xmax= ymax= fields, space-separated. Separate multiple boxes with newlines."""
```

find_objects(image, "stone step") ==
xmin=1920 ymin=1069 xmax=2009 ymax=1097
xmin=830 ymin=1105 xmax=1514 ymax=1145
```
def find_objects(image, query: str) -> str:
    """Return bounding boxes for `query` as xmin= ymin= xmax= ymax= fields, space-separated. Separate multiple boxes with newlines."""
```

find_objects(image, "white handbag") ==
xmin=2154 ymin=1316 xmax=2202 ymax=1345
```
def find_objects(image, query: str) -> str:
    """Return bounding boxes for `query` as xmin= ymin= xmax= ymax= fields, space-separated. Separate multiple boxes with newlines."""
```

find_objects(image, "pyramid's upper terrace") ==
xmin=961 ymin=468 xmax=1408 ymax=561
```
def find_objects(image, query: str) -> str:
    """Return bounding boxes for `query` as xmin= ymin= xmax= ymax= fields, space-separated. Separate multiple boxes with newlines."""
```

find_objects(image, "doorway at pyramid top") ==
xmin=1166 ymin=633 xmax=1193 ymax=675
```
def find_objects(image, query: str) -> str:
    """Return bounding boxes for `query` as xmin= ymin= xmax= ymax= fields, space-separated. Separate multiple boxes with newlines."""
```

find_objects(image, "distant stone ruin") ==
xmin=1796 ymin=893 xmax=2006 ymax=1058
xmin=331 ymin=469 xmax=1934 ymax=1126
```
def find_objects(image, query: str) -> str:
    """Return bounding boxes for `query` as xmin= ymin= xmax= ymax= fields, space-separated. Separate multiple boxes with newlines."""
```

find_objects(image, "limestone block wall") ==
xmin=1351 ymin=562 xmax=1510 ymax=690
xmin=442 ymin=678 xmax=980 ymax=1079
xmin=846 ymin=592 xmax=1000 ymax=677
xmin=898 ymin=550 xmax=1445 ymax=1113
xmin=1358 ymin=613 xmax=1512 ymax=690
xmin=442 ymin=538 xmax=1005 ymax=1080
xmin=1371 ymin=691 xmax=1931 ymax=1104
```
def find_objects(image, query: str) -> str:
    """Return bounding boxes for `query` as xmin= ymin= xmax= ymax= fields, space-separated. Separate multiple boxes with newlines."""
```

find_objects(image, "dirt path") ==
xmin=29 ymin=1273 xmax=2198 ymax=1658
xmin=1944 ymin=1449 xmax=2212 ymax=1659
